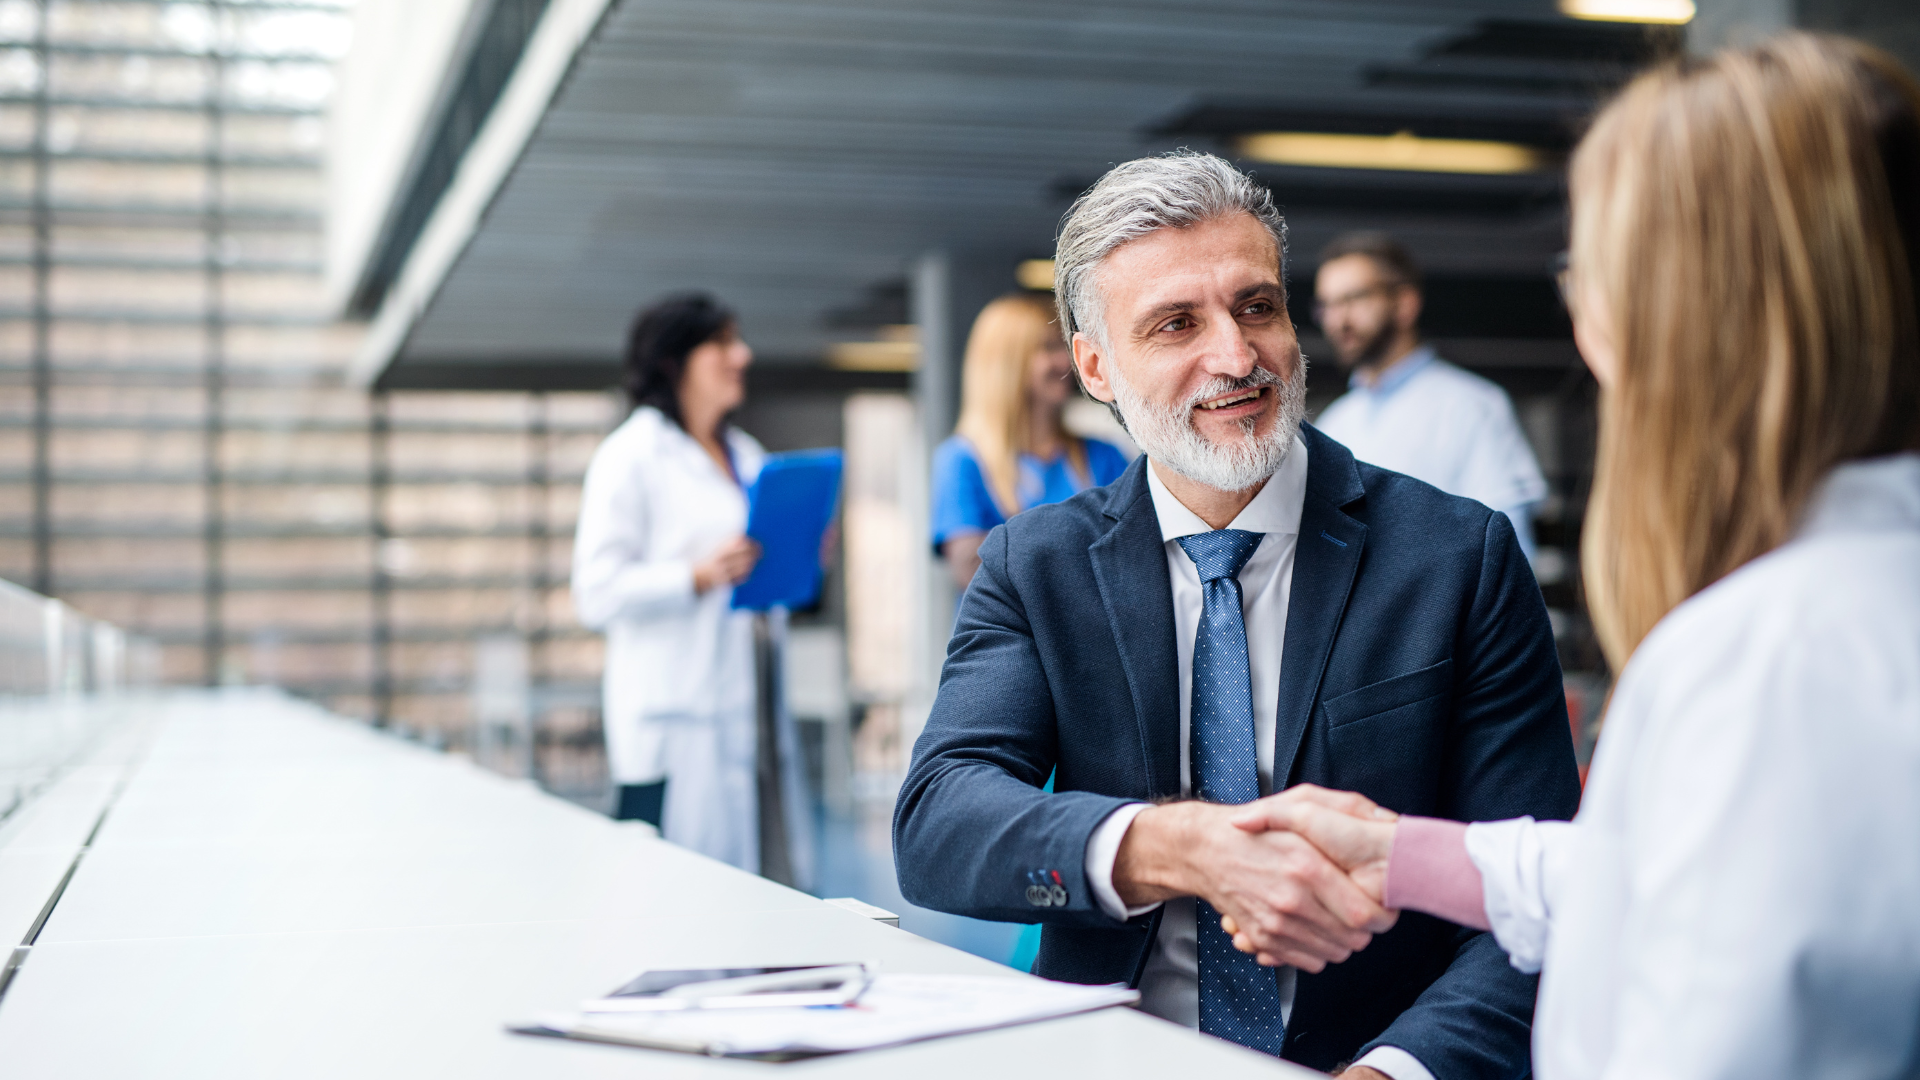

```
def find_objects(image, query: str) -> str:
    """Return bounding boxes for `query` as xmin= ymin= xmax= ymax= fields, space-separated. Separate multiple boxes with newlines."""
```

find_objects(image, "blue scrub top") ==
xmin=932 ymin=435 xmax=1130 ymax=550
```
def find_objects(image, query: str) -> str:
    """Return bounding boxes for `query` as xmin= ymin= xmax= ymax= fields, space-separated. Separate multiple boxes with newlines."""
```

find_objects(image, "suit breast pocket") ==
xmin=1319 ymin=659 xmax=1454 ymax=809
xmin=1321 ymin=658 xmax=1454 ymax=729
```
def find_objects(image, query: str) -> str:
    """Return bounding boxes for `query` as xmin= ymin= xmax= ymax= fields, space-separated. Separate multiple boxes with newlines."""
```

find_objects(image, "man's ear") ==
xmin=1397 ymin=286 xmax=1424 ymax=335
xmin=1071 ymin=332 xmax=1116 ymax=404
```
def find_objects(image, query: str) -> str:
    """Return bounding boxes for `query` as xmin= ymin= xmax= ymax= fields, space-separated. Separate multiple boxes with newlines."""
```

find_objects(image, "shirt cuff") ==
xmin=1082 ymin=802 xmax=1160 ymax=922
xmin=1383 ymin=815 xmax=1490 ymax=931
xmin=1351 ymin=1045 xmax=1437 ymax=1080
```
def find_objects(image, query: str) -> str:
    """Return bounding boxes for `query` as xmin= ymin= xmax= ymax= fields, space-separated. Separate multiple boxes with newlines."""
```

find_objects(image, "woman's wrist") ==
xmin=1382 ymin=816 xmax=1489 ymax=931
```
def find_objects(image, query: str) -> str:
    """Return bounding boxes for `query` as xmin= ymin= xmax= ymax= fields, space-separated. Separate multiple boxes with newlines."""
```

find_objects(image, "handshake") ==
xmin=1112 ymin=785 xmax=1404 ymax=970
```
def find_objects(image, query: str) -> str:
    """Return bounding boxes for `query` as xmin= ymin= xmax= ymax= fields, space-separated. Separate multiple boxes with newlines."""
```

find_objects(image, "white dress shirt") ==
xmin=1314 ymin=346 xmax=1547 ymax=562
xmin=1462 ymin=454 xmax=1920 ymax=1080
xmin=1080 ymin=435 xmax=1433 ymax=1080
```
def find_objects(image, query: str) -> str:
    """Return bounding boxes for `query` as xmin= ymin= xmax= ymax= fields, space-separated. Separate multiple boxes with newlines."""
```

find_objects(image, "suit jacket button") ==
xmin=1049 ymin=885 xmax=1068 ymax=906
xmin=1026 ymin=885 xmax=1051 ymax=906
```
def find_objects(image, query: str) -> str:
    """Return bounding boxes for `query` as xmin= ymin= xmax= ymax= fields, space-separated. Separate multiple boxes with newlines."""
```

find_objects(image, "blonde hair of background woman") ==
xmin=1571 ymin=32 xmax=1920 ymax=670
xmin=953 ymin=292 xmax=1089 ymax=517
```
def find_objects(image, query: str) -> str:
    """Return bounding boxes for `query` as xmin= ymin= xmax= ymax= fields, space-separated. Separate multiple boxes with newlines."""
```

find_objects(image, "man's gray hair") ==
xmin=1053 ymin=150 xmax=1287 ymax=349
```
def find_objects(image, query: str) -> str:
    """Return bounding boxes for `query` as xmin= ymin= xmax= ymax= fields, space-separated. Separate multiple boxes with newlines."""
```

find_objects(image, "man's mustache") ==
xmin=1181 ymin=367 xmax=1284 ymax=410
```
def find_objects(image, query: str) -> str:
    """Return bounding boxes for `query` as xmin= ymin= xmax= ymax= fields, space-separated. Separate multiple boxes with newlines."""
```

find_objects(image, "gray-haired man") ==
xmin=893 ymin=152 xmax=1579 ymax=1078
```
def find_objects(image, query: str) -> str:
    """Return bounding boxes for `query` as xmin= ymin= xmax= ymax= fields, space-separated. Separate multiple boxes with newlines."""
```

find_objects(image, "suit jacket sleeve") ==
xmin=1359 ymin=507 xmax=1583 ymax=1078
xmin=893 ymin=524 xmax=1137 ymax=926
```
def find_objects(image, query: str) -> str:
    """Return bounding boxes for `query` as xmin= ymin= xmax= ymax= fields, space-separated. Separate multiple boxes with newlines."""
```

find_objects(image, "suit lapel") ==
xmin=1089 ymin=460 xmax=1182 ymax=798
xmin=1273 ymin=427 xmax=1368 ymax=789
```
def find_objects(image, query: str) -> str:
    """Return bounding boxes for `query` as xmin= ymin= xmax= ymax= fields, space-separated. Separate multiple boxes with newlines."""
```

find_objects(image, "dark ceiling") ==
xmin=367 ymin=0 xmax=1667 ymax=388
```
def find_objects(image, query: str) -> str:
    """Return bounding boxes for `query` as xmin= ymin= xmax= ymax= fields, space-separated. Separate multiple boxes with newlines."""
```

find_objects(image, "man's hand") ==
xmin=1231 ymin=784 xmax=1399 ymax=895
xmin=1112 ymin=800 xmax=1395 ymax=972
xmin=1219 ymin=785 xmax=1400 ymax=964
xmin=1334 ymin=1068 xmax=1390 ymax=1080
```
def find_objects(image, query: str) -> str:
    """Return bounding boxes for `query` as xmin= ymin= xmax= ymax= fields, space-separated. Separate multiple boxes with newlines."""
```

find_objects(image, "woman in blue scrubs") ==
xmin=932 ymin=292 xmax=1129 ymax=589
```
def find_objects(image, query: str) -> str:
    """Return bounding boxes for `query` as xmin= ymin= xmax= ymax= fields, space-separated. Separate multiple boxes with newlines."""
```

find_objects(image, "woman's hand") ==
xmin=1218 ymin=785 xmax=1400 ymax=965
xmin=692 ymin=535 xmax=761 ymax=593
xmin=1230 ymin=785 xmax=1398 ymax=900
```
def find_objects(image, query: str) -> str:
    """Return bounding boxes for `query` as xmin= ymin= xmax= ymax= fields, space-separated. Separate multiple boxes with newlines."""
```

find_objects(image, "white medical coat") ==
xmin=572 ymin=406 xmax=811 ymax=881
xmin=1464 ymin=453 xmax=1920 ymax=1080
xmin=1315 ymin=347 xmax=1548 ymax=560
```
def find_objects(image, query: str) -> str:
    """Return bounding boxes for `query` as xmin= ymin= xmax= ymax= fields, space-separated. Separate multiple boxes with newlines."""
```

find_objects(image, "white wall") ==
xmin=327 ymin=0 xmax=485 ymax=315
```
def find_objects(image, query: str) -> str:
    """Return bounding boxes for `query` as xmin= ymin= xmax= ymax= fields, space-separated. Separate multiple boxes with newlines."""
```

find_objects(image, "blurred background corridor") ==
xmin=3 ymin=0 xmax=1915 ymax=970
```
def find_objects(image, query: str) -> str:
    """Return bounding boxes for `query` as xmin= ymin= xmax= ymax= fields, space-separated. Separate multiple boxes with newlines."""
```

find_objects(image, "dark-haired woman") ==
xmin=572 ymin=293 xmax=781 ymax=874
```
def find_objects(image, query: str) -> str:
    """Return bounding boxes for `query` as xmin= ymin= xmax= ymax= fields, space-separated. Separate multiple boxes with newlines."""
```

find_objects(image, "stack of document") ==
xmin=512 ymin=972 xmax=1139 ymax=1060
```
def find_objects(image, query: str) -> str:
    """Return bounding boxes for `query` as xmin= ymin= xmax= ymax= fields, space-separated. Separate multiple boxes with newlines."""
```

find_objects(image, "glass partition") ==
xmin=0 ymin=573 xmax=157 ymax=818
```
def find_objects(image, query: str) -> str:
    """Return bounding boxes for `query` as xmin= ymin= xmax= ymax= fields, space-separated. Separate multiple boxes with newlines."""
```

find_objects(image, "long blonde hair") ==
xmin=953 ymin=293 xmax=1088 ymax=517
xmin=1573 ymin=33 xmax=1920 ymax=670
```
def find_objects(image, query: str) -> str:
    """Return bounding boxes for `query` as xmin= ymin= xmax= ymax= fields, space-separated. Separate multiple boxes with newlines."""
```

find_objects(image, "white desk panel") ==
xmin=40 ymin=828 xmax=819 ymax=943
xmin=0 ymin=756 xmax=137 ymax=944
xmin=0 ymin=848 xmax=74 ymax=945
xmin=92 ymin=758 xmax=620 ymax=848
xmin=0 ymin=693 xmax=1322 ymax=1079
xmin=0 ymin=770 xmax=117 ymax=853
xmin=0 ymin=909 xmax=1315 ymax=1079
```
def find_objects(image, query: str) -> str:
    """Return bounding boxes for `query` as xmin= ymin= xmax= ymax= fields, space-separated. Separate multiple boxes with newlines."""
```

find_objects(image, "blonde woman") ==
xmin=1232 ymin=34 xmax=1920 ymax=1080
xmin=933 ymin=292 xmax=1129 ymax=589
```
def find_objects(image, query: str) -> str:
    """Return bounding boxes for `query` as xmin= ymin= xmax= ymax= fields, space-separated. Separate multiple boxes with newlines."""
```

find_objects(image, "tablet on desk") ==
xmin=578 ymin=963 xmax=874 ymax=1012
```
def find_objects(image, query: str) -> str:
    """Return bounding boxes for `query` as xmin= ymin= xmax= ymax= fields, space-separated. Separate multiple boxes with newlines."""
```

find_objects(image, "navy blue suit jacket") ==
xmin=894 ymin=425 xmax=1580 ymax=1078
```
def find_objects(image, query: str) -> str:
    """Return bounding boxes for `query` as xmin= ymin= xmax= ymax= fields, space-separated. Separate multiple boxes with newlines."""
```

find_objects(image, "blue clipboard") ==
xmin=731 ymin=449 xmax=844 ymax=611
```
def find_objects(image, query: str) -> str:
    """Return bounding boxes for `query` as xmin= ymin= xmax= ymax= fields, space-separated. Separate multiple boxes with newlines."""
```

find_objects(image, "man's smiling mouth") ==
xmin=1196 ymin=388 xmax=1266 ymax=411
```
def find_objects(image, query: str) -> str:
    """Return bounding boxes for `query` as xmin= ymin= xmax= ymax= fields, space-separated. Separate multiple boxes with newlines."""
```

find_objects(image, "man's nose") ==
xmin=1199 ymin=316 xmax=1258 ymax=377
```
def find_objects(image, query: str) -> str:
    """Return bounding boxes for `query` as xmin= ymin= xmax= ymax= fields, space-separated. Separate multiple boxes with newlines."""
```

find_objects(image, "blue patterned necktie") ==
xmin=1175 ymin=528 xmax=1284 ymax=1055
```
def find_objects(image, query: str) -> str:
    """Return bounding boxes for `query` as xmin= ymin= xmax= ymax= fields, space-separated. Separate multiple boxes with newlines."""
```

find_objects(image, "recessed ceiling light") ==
xmin=1558 ymin=0 xmax=1694 ymax=24
xmin=828 ymin=326 xmax=920 ymax=372
xmin=827 ymin=340 xmax=919 ymax=372
xmin=1237 ymin=131 xmax=1549 ymax=175
xmin=1016 ymin=259 xmax=1055 ymax=291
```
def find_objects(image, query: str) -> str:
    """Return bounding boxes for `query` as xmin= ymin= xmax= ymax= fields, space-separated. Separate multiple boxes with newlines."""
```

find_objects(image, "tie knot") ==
xmin=1176 ymin=529 xmax=1264 ymax=582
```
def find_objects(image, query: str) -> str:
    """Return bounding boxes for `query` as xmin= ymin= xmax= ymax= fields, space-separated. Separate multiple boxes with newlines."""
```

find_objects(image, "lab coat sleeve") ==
xmin=1463 ymin=816 xmax=1580 ymax=974
xmin=571 ymin=433 xmax=696 ymax=630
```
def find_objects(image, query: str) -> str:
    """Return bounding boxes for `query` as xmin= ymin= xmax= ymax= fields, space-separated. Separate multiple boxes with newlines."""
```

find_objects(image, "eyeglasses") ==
xmin=1310 ymin=282 xmax=1402 ymax=324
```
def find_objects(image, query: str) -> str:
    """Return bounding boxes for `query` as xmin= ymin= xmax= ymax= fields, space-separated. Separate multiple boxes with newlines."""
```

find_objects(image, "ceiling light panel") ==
xmin=1236 ymin=131 xmax=1549 ymax=175
xmin=1557 ymin=0 xmax=1695 ymax=24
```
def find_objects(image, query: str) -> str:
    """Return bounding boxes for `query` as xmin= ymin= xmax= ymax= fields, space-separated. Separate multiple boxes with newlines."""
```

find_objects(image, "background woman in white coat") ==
xmin=1230 ymin=35 xmax=1920 ymax=1080
xmin=572 ymin=293 xmax=792 ymax=875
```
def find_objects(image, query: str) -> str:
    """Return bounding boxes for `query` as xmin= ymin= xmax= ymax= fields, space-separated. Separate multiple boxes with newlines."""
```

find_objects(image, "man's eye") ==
xmin=1241 ymin=301 xmax=1274 ymax=317
xmin=1159 ymin=316 xmax=1193 ymax=333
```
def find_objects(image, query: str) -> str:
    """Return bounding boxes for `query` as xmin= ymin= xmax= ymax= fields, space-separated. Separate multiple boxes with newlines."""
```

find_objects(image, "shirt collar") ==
xmin=1796 ymin=453 xmax=1920 ymax=541
xmin=1349 ymin=343 xmax=1436 ymax=398
xmin=1145 ymin=434 xmax=1309 ymax=542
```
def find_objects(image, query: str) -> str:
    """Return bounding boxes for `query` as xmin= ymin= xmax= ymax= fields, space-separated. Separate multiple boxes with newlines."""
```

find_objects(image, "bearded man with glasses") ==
xmin=893 ymin=152 xmax=1579 ymax=1080
xmin=1312 ymin=232 xmax=1549 ymax=564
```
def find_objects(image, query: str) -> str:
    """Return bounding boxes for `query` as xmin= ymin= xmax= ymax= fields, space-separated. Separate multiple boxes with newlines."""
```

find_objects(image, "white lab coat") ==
xmin=1315 ymin=347 xmax=1548 ymax=561
xmin=1461 ymin=453 xmax=1920 ymax=1080
xmin=571 ymin=405 xmax=811 ymax=882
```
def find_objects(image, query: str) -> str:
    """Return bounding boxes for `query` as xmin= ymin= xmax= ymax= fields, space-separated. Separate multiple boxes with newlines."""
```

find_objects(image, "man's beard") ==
xmin=1335 ymin=318 xmax=1398 ymax=371
xmin=1108 ymin=354 xmax=1307 ymax=493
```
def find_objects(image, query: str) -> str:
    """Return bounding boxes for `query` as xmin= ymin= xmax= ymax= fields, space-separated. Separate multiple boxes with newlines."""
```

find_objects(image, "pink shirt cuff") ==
xmin=1384 ymin=816 xmax=1490 ymax=931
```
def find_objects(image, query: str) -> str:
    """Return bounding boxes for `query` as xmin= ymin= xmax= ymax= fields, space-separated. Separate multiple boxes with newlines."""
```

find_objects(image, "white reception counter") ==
xmin=0 ymin=690 xmax=1312 ymax=1078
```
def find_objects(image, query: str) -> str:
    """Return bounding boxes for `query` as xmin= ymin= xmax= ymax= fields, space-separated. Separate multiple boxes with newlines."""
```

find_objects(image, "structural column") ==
xmin=904 ymin=248 xmax=1018 ymax=759
xmin=202 ymin=0 xmax=230 ymax=685
xmin=370 ymin=392 xmax=393 ymax=726
xmin=527 ymin=392 xmax=550 ymax=745
xmin=29 ymin=0 xmax=50 ymax=598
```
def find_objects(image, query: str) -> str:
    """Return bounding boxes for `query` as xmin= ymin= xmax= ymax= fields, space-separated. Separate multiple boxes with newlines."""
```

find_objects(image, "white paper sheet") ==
xmin=518 ymin=973 xmax=1140 ymax=1057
